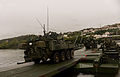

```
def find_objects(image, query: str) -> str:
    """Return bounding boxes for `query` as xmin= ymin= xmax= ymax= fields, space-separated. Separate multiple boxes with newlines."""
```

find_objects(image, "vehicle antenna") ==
xmin=43 ymin=24 xmax=46 ymax=35
xmin=36 ymin=18 xmax=44 ymax=29
xmin=36 ymin=18 xmax=46 ymax=35
xmin=47 ymin=6 xmax=49 ymax=33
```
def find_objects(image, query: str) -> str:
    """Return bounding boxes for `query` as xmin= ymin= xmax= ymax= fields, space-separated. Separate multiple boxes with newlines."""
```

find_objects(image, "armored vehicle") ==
xmin=23 ymin=32 xmax=76 ymax=64
xmin=83 ymin=36 xmax=97 ymax=49
xmin=100 ymin=38 xmax=119 ymax=61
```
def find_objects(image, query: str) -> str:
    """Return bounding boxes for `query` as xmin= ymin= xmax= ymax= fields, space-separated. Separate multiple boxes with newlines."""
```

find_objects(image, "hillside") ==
xmin=0 ymin=22 xmax=120 ymax=49
xmin=0 ymin=35 xmax=38 ymax=49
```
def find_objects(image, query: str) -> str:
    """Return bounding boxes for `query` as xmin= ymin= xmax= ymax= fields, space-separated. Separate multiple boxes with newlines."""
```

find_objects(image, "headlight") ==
xmin=29 ymin=43 xmax=32 ymax=45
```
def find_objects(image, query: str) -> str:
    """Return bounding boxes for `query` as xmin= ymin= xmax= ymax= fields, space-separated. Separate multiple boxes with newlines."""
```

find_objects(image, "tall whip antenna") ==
xmin=36 ymin=18 xmax=44 ymax=29
xmin=36 ymin=18 xmax=46 ymax=35
xmin=47 ymin=6 xmax=49 ymax=33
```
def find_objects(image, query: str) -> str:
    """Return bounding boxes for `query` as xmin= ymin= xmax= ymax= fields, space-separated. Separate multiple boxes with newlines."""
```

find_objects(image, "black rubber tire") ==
xmin=60 ymin=51 xmax=65 ymax=61
xmin=42 ymin=56 xmax=47 ymax=63
xmin=70 ymin=50 xmax=74 ymax=58
xmin=65 ymin=50 xmax=71 ymax=60
xmin=52 ymin=52 xmax=60 ymax=63
xmin=33 ymin=59 xmax=40 ymax=64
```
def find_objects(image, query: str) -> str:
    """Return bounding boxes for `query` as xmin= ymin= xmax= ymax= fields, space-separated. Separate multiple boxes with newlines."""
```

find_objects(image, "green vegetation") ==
xmin=0 ymin=23 xmax=120 ymax=49
xmin=0 ymin=32 xmax=83 ymax=49
xmin=0 ymin=35 xmax=38 ymax=49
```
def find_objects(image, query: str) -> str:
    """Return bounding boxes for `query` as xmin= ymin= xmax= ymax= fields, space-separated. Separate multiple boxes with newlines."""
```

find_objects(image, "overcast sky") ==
xmin=0 ymin=0 xmax=120 ymax=39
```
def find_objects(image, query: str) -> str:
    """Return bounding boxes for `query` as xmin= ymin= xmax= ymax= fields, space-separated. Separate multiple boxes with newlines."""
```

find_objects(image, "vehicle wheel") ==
xmin=60 ymin=51 xmax=65 ymax=61
xmin=33 ymin=59 xmax=40 ymax=64
xmin=70 ymin=50 xmax=74 ymax=58
xmin=42 ymin=56 xmax=47 ymax=63
xmin=52 ymin=52 xmax=60 ymax=63
xmin=65 ymin=50 xmax=71 ymax=60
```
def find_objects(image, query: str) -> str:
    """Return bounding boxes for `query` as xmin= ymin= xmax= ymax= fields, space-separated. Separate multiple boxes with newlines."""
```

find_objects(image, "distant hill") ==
xmin=0 ymin=22 xmax=120 ymax=49
xmin=0 ymin=35 xmax=38 ymax=49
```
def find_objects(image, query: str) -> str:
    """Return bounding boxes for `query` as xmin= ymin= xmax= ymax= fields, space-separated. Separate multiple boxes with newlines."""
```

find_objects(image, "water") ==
xmin=0 ymin=49 xmax=24 ymax=68
xmin=0 ymin=49 xmax=119 ymax=77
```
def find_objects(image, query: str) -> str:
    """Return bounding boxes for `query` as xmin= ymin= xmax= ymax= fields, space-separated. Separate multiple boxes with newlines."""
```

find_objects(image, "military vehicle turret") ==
xmin=23 ymin=32 xmax=76 ymax=64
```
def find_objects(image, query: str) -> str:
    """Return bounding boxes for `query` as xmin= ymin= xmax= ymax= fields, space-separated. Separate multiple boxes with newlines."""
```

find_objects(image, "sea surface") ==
xmin=0 ymin=49 xmax=119 ymax=77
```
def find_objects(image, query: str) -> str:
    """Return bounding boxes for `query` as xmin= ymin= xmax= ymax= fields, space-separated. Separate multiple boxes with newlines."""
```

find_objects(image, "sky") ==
xmin=0 ymin=0 xmax=120 ymax=39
